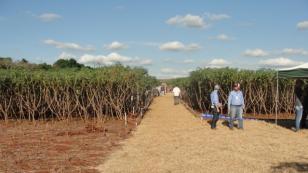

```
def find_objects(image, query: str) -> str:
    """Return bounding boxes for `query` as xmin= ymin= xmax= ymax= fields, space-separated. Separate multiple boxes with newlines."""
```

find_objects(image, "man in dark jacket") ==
xmin=301 ymin=85 xmax=308 ymax=129
xmin=210 ymin=84 xmax=222 ymax=129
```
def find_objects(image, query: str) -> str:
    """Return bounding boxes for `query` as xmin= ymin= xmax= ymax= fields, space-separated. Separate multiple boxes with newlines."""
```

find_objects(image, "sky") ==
xmin=0 ymin=0 xmax=308 ymax=78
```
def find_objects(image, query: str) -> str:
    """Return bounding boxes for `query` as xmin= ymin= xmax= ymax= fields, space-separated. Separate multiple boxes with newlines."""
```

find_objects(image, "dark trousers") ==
xmin=174 ymin=96 xmax=180 ymax=105
xmin=301 ymin=108 xmax=308 ymax=128
xmin=211 ymin=106 xmax=220 ymax=129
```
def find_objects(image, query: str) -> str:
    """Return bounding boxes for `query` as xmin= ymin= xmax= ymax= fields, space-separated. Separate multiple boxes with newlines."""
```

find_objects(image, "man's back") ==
xmin=173 ymin=87 xmax=180 ymax=96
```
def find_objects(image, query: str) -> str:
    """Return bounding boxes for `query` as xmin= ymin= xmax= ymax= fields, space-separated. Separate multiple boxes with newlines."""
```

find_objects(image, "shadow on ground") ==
xmin=264 ymin=119 xmax=308 ymax=131
xmin=272 ymin=162 xmax=308 ymax=172
xmin=204 ymin=119 xmax=243 ymax=129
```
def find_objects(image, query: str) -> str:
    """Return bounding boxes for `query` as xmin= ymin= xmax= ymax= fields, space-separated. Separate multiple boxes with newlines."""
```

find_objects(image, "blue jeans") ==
xmin=295 ymin=106 xmax=303 ymax=130
xmin=229 ymin=105 xmax=243 ymax=129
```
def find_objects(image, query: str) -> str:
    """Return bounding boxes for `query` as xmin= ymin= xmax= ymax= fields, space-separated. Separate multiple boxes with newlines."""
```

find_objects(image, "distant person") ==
xmin=172 ymin=86 xmax=181 ymax=105
xmin=294 ymin=80 xmax=304 ymax=132
xmin=161 ymin=85 xmax=165 ymax=96
xmin=228 ymin=83 xmax=245 ymax=130
xmin=210 ymin=84 xmax=222 ymax=129
xmin=154 ymin=86 xmax=160 ymax=97
xmin=301 ymin=85 xmax=308 ymax=129
xmin=155 ymin=86 xmax=161 ymax=97
xmin=157 ymin=86 xmax=162 ymax=96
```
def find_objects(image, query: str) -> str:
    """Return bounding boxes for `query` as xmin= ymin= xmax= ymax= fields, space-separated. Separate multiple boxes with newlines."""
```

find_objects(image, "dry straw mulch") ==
xmin=98 ymin=93 xmax=308 ymax=173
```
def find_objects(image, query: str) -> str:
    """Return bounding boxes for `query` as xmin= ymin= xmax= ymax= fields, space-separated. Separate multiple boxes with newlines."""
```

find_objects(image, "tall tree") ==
xmin=53 ymin=58 xmax=84 ymax=68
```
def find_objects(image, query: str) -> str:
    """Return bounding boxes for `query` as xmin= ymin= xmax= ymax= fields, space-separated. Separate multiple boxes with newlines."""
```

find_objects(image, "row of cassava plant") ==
xmin=0 ymin=64 xmax=159 ymax=122
xmin=170 ymin=68 xmax=295 ymax=115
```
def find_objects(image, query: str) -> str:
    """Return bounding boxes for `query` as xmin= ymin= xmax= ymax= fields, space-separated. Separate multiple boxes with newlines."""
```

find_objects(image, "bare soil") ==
xmin=98 ymin=93 xmax=308 ymax=173
xmin=0 ymin=118 xmax=137 ymax=173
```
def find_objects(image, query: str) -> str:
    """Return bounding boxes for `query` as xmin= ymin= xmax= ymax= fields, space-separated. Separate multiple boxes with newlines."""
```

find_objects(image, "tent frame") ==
xmin=276 ymin=63 xmax=308 ymax=124
xmin=275 ymin=71 xmax=278 ymax=124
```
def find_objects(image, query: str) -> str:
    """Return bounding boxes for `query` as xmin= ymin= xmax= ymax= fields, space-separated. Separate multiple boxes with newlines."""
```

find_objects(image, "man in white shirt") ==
xmin=228 ymin=83 xmax=245 ymax=129
xmin=172 ymin=86 xmax=181 ymax=105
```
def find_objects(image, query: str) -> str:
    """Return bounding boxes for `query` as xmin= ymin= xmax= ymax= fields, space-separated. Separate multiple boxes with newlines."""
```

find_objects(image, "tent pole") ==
xmin=275 ymin=70 xmax=278 ymax=125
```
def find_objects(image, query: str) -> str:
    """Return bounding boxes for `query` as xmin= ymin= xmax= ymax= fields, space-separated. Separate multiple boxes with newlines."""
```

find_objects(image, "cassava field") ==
xmin=1 ymin=66 xmax=307 ymax=173
xmin=0 ymin=64 xmax=158 ymax=172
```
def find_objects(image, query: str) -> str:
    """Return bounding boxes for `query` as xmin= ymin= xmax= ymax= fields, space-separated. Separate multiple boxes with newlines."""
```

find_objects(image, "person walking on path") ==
xmin=228 ymin=83 xmax=245 ymax=130
xmin=210 ymin=84 xmax=222 ymax=129
xmin=294 ymin=80 xmax=304 ymax=132
xmin=161 ymin=85 xmax=165 ymax=96
xmin=172 ymin=86 xmax=181 ymax=105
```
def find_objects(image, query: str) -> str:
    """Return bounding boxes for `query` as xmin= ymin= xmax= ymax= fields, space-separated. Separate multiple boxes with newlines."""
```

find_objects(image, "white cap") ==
xmin=214 ymin=84 xmax=220 ymax=90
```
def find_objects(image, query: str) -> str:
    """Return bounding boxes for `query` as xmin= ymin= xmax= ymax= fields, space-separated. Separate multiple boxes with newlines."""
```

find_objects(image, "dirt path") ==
xmin=98 ymin=94 xmax=308 ymax=173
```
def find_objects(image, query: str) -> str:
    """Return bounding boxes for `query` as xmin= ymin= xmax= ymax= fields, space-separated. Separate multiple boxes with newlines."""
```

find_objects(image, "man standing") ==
xmin=294 ymin=80 xmax=304 ymax=132
xmin=210 ymin=85 xmax=222 ymax=129
xmin=228 ymin=83 xmax=245 ymax=130
xmin=172 ymin=86 xmax=181 ymax=105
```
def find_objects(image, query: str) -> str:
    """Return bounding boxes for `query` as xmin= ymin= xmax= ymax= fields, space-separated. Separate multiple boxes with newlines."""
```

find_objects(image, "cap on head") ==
xmin=233 ymin=83 xmax=240 ymax=88
xmin=214 ymin=84 xmax=220 ymax=90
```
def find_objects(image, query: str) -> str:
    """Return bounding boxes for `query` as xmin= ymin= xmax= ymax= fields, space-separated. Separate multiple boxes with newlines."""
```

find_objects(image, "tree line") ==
xmin=0 ymin=57 xmax=85 ymax=70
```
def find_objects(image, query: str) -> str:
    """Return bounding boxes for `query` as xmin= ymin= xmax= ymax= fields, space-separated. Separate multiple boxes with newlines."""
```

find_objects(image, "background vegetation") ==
xmin=169 ymin=68 xmax=295 ymax=115
xmin=0 ymin=57 xmax=158 ymax=122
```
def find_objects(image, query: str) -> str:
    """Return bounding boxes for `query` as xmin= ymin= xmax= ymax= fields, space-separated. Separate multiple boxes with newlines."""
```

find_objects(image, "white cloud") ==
xmin=205 ymin=13 xmax=230 ymax=21
xmin=105 ymin=41 xmax=127 ymax=50
xmin=282 ymin=48 xmax=308 ymax=56
xmin=38 ymin=13 xmax=61 ymax=22
xmin=79 ymin=53 xmax=130 ymax=65
xmin=159 ymin=41 xmax=201 ymax=51
xmin=78 ymin=52 xmax=152 ymax=66
xmin=58 ymin=52 xmax=76 ymax=59
xmin=207 ymin=58 xmax=230 ymax=68
xmin=160 ymin=41 xmax=184 ymax=51
xmin=166 ymin=14 xmax=206 ymax=28
xmin=259 ymin=57 xmax=304 ymax=67
xmin=297 ymin=21 xmax=308 ymax=30
xmin=243 ymin=49 xmax=269 ymax=57
xmin=159 ymin=68 xmax=191 ymax=78
xmin=213 ymin=34 xmax=233 ymax=41
xmin=44 ymin=39 xmax=95 ymax=51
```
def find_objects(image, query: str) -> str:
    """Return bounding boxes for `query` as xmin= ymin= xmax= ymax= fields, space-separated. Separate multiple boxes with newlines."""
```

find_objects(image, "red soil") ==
xmin=0 ymin=119 xmax=137 ymax=173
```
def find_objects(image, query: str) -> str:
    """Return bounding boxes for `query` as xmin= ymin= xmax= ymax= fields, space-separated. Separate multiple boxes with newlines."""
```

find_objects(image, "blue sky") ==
xmin=1 ymin=0 xmax=308 ymax=78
